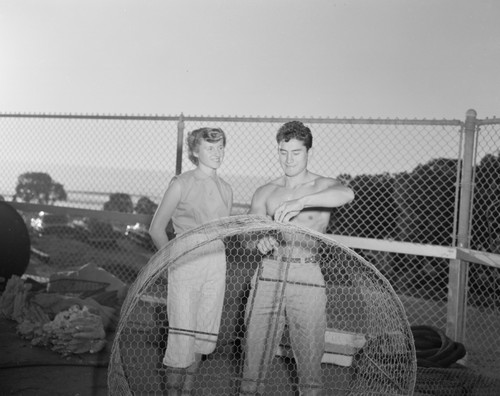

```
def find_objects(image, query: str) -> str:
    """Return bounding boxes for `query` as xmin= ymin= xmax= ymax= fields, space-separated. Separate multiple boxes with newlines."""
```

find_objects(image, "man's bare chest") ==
xmin=265 ymin=186 xmax=316 ymax=216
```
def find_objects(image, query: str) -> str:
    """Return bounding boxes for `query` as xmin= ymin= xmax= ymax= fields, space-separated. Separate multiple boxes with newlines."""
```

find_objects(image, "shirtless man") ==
xmin=239 ymin=121 xmax=354 ymax=396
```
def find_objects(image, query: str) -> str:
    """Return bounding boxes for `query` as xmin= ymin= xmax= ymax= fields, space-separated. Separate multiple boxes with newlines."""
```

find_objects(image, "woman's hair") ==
xmin=187 ymin=127 xmax=226 ymax=165
xmin=276 ymin=121 xmax=312 ymax=150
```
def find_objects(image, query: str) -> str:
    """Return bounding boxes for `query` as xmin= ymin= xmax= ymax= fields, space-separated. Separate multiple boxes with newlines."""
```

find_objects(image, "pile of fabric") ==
xmin=0 ymin=262 xmax=127 ymax=356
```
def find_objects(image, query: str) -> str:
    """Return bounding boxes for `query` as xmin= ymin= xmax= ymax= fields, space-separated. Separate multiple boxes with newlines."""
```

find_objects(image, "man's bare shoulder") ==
xmin=310 ymin=173 xmax=343 ymax=187
xmin=249 ymin=177 xmax=282 ymax=215
xmin=255 ymin=177 xmax=284 ymax=195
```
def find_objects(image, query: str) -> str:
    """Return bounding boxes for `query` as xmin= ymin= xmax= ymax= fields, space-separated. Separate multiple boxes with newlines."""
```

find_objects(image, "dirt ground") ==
xmin=0 ymin=233 xmax=140 ymax=396
xmin=0 ymin=317 xmax=110 ymax=396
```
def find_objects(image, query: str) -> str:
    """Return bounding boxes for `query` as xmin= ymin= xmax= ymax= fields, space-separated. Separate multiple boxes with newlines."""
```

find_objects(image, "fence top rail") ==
xmin=477 ymin=117 xmax=500 ymax=126
xmin=0 ymin=113 xmax=180 ymax=121
xmin=0 ymin=112 xmax=464 ymax=126
xmin=180 ymin=115 xmax=464 ymax=126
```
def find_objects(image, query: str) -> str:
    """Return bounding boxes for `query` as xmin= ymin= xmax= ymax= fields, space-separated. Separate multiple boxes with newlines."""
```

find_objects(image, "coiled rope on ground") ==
xmin=411 ymin=325 xmax=466 ymax=368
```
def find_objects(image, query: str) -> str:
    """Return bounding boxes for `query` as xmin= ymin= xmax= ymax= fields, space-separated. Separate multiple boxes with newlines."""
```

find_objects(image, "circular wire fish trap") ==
xmin=108 ymin=215 xmax=417 ymax=395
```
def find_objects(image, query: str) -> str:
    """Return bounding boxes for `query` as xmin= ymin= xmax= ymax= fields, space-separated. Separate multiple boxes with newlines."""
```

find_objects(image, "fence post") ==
xmin=446 ymin=109 xmax=477 ymax=344
xmin=176 ymin=113 xmax=185 ymax=175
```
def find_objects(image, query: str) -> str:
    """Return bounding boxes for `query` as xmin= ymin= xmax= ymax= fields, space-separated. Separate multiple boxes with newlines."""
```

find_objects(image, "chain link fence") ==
xmin=1 ymin=111 xmax=499 ymax=393
xmin=464 ymin=117 xmax=500 ymax=379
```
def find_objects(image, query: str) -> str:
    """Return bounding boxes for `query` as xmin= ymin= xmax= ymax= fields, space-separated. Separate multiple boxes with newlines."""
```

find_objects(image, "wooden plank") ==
xmin=277 ymin=328 xmax=366 ymax=367
xmin=327 ymin=234 xmax=457 ymax=259
xmin=456 ymin=248 xmax=500 ymax=270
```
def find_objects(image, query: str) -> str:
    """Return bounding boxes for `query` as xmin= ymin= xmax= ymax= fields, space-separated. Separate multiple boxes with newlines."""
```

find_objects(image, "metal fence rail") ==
xmin=1 ymin=110 xmax=499 ymax=381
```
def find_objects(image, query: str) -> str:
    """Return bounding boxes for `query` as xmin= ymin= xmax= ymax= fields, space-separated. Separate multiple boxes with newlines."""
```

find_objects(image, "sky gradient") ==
xmin=1 ymin=0 xmax=499 ymax=120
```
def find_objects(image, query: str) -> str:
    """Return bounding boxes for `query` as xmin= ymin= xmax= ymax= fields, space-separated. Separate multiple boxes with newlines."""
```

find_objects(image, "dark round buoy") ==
xmin=0 ymin=202 xmax=31 ymax=280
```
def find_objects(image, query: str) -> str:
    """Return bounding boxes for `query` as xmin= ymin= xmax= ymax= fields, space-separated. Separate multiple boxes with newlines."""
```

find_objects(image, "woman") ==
xmin=149 ymin=127 xmax=233 ymax=395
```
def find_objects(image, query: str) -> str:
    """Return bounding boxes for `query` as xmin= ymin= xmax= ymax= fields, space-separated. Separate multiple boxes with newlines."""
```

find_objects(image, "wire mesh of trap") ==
xmin=108 ymin=215 xmax=417 ymax=395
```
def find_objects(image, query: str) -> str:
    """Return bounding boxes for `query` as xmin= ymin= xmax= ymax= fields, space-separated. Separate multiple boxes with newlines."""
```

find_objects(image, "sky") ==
xmin=1 ymin=0 xmax=499 ymax=120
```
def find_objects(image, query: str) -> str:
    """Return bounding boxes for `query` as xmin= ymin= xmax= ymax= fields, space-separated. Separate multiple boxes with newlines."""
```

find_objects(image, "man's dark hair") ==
xmin=276 ymin=121 xmax=312 ymax=150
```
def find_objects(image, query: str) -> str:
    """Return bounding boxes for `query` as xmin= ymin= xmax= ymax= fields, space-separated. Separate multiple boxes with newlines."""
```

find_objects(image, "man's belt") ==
xmin=269 ymin=253 xmax=319 ymax=264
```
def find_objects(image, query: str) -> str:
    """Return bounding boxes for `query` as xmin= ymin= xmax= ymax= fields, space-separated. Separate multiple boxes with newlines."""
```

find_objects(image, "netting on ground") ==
xmin=411 ymin=325 xmax=500 ymax=395
xmin=414 ymin=367 xmax=500 ymax=395
xmin=108 ymin=215 xmax=417 ymax=395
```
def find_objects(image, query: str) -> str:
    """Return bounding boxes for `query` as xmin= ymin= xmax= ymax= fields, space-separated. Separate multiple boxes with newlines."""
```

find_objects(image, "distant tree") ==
xmin=103 ymin=193 xmax=134 ymax=213
xmin=394 ymin=158 xmax=458 ymax=245
xmin=337 ymin=173 xmax=353 ymax=185
xmin=0 ymin=195 xmax=4 ymax=201
xmin=134 ymin=196 xmax=158 ymax=215
xmin=486 ymin=200 xmax=500 ymax=253
xmin=13 ymin=172 xmax=67 ymax=204
xmin=49 ymin=182 xmax=67 ymax=204
xmin=470 ymin=152 xmax=500 ymax=251
xmin=330 ymin=172 xmax=399 ymax=239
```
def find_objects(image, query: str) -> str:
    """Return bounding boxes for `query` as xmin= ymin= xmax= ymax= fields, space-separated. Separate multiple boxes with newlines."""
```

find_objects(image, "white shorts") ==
xmin=163 ymin=238 xmax=226 ymax=368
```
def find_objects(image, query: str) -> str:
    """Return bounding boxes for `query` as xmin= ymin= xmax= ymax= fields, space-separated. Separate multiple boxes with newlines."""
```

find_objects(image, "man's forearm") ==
xmin=299 ymin=186 xmax=354 ymax=209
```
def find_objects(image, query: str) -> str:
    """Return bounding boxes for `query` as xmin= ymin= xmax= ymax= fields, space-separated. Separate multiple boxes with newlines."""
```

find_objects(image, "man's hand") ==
xmin=274 ymin=200 xmax=304 ymax=223
xmin=256 ymin=236 xmax=279 ymax=255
